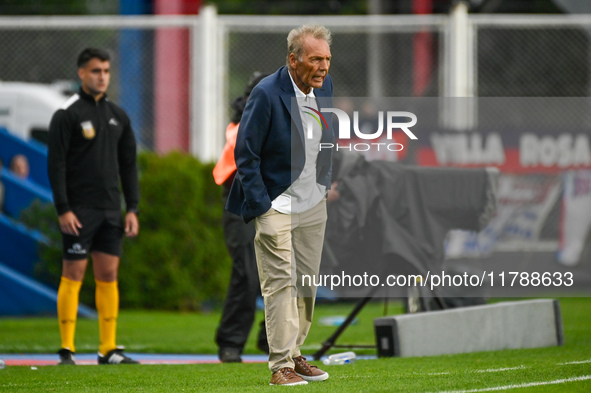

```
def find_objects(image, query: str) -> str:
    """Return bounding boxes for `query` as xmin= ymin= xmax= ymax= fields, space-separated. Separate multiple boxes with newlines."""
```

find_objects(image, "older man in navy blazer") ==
xmin=227 ymin=25 xmax=334 ymax=386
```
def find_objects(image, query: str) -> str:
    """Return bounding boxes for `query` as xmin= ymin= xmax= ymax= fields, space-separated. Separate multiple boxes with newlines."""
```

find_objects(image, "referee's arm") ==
xmin=47 ymin=109 xmax=72 ymax=216
xmin=117 ymin=114 xmax=139 ymax=215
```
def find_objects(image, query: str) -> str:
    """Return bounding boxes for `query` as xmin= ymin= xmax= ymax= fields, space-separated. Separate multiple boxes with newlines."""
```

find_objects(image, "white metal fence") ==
xmin=2 ymin=9 xmax=590 ymax=156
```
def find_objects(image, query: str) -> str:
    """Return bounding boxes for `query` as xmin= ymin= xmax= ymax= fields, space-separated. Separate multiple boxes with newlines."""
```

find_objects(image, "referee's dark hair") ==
xmin=77 ymin=48 xmax=110 ymax=68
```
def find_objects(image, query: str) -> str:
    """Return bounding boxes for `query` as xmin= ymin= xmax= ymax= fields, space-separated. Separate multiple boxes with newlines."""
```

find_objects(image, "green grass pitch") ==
xmin=1 ymin=298 xmax=590 ymax=392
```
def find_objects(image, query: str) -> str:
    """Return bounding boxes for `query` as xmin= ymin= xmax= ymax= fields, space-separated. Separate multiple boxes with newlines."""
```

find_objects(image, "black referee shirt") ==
xmin=48 ymin=88 xmax=139 ymax=216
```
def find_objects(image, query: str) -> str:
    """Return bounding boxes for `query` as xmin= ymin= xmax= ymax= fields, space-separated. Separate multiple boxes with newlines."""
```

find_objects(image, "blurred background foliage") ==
xmin=21 ymin=151 xmax=231 ymax=311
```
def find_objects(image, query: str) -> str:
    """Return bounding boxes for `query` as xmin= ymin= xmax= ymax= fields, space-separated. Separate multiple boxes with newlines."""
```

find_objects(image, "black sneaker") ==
xmin=218 ymin=347 xmax=242 ymax=363
xmin=57 ymin=348 xmax=76 ymax=365
xmin=97 ymin=347 xmax=139 ymax=365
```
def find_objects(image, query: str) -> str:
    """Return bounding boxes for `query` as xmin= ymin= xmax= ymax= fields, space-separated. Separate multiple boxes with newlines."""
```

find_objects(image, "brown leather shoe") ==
xmin=293 ymin=356 xmax=329 ymax=382
xmin=270 ymin=367 xmax=308 ymax=386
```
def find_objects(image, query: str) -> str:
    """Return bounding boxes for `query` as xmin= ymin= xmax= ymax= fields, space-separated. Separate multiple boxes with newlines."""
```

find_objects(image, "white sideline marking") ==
xmin=475 ymin=365 xmax=526 ymax=373
xmin=435 ymin=375 xmax=591 ymax=393
xmin=425 ymin=359 xmax=586 ymax=377
xmin=558 ymin=359 xmax=591 ymax=365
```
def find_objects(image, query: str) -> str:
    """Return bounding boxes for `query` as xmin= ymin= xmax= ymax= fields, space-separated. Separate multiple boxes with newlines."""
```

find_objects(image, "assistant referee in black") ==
xmin=48 ymin=48 xmax=140 ymax=366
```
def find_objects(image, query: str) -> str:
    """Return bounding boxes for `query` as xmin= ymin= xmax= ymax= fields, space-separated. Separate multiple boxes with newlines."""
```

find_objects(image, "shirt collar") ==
xmin=288 ymin=70 xmax=315 ymax=100
xmin=78 ymin=87 xmax=107 ymax=103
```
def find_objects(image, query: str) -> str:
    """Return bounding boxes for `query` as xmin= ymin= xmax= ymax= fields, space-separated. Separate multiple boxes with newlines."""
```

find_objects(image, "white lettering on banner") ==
xmin=520 ymin=133 xmax=591 ymax=167
xmin=559 ymin=170 xmax=591 ymax=266
xmin=430 ymin=132 xmax=505 ymax=165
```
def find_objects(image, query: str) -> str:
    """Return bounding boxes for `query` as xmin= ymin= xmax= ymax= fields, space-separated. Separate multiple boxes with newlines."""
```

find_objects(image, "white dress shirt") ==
xmin=271 ymin=72 xmax=326 ymax=214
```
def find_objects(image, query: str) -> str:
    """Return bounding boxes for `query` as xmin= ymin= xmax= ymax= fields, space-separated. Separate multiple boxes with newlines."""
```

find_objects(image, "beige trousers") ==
xmin=254 ymin=199 xmax=327 ymax=373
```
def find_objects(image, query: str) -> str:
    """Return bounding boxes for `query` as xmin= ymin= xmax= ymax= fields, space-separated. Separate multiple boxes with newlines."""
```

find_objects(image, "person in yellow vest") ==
xmin=213 ymin=72 xmax=269 ymax=363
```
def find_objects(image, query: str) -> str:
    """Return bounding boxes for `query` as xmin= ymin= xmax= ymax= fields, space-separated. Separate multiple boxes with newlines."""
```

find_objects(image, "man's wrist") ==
xmin=56 ymin=203 xmax=71 ymax=216
xmin=127 ymin=208 xmax=139 ymax=216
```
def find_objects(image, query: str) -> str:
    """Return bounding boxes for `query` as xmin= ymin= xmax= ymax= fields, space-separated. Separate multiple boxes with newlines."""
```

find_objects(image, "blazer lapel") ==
xmin=279 ymin=67 xmax=305 ymax=148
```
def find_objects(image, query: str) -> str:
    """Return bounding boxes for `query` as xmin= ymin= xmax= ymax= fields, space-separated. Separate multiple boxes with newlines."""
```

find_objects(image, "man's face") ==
xmin=11 ymin=156 xmax=29 ymax=179
xmin=289 ymin=36 xmax=331 ymax=94
xmin=78 ymin=58 xmax=110 ymax=98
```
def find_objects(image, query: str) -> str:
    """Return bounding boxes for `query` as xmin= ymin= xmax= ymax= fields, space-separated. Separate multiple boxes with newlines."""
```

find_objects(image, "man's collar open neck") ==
xmin=80 ymin=86 xmax=106 ymax=102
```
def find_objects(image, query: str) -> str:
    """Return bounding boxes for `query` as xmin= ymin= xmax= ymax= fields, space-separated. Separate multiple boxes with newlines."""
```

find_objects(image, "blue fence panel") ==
xmin=0 ymin=262 xmax=96 ymax=317
xmin=0 ymin=213 xmax=47 ymax=277
xmin=1 ymin=169 xmax=53 ymax=219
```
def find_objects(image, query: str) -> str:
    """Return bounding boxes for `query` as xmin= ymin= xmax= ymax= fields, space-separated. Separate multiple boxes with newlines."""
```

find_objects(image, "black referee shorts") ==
xmin=62 ymin=208 xmax=124 ymax=260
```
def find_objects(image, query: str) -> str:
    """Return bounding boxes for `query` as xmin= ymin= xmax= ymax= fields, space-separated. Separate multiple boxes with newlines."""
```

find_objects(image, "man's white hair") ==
xmin=286 ymin=25 xmax=332 ymax=69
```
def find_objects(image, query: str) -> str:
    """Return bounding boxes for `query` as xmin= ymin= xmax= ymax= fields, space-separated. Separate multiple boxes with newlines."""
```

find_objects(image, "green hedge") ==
xmin=22 ymin=151 xmax=231 ymax=311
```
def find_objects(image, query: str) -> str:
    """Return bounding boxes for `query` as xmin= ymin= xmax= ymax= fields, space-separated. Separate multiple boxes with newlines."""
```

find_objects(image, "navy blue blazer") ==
xmin=226 ymin=66 xmax=334 ymax=222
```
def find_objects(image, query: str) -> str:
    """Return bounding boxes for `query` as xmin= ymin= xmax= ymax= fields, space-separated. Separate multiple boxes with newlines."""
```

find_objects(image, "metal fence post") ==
xmin=443 ymin=0 xmax=476 ymax=130
xmin=192 ymin=4 xmax=220 ymax=162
